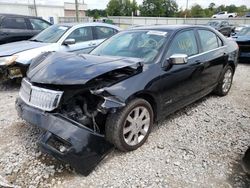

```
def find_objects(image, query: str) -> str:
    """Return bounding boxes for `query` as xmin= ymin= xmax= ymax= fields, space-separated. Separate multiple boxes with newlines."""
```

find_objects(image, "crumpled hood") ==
xmin=0 ymin=41 xmax=49 ymax=56
xmin=27 ymin=52 xmax=142 ymax=85
xmin=235 ymin=36 xmax=250 ymax=42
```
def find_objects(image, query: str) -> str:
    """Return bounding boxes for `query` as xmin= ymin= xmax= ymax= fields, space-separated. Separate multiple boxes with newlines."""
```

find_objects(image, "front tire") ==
xmin=214 ymin=66 xmax=234 ymax=96
xmin=105 ymin=98 xmax=153 ymax=151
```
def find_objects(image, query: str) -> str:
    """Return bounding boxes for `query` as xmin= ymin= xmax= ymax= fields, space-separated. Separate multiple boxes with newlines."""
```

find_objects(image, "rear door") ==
xmin=0 ymin=16 xmax=33 ymax=43
xmin=196 ymin=29 xmax=226 ymax=89
xmin=61 ymin=26 xmax=94 ymax=54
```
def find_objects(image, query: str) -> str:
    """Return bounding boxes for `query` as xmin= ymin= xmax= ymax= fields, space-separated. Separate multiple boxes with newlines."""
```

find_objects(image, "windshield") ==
xmin=90 ymin=30 xmax=168 ymax=63
xmin=238 ymin=27 xmax=250 ymax=36
xmin=207 ymin=22 xmax=219 ymax=27
xmin=30 ymin=25 xmax=70 ymax=43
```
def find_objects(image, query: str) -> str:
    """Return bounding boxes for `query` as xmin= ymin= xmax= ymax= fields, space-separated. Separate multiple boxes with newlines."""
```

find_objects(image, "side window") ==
xmin=29 ymin=18 xmax=50 ymax=30
xmin=66 ymin=27 xmax=93 ymax=43
xmin=167 ymin=30 xmax=198 ymax=57
xmin=224 ymin=22 xmax=229 ymax=26
xmin=198 ymin=30 xmax=219 ymax=52
xmin=95 ymin=26 xmax=115 ymax=39
xmin=1 ymin=17 xmax=28 ymax=29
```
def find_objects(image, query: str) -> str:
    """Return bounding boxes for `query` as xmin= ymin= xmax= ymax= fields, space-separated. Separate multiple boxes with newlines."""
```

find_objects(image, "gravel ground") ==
xmin=0 ymin=64 xmax=249 ymax=188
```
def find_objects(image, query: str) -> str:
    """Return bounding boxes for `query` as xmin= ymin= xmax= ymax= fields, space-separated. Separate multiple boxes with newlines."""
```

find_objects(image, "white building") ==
xmin=0 ymin=0 xmax=88 ymax=23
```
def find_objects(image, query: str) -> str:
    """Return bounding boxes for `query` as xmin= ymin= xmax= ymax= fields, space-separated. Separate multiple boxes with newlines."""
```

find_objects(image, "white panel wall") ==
xmin=0 ymin=4 xmax=30 ymax=15
xmin=37 ymin=6 xmax=64 ymax=23
xmin=0 ymin=3 xmax=64 ymax=23
xmin=109 ymin=16 xmax=250 ymax=28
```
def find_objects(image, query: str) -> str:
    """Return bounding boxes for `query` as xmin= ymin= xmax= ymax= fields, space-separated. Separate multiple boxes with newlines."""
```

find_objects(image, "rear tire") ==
xmin=214 ymin=66 xmax=234 ymax=96
xmin=105 ymin=98 xmax=153 ymax=151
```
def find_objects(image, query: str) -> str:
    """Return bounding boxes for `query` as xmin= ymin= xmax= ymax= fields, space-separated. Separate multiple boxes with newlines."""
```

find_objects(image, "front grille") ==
xmin=19 ymin=78 xmax=63 ymax=111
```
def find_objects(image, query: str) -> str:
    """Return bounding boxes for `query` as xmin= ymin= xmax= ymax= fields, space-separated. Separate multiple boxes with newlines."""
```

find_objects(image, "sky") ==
xmin=83 ymin=0 xmax=250 ymax=10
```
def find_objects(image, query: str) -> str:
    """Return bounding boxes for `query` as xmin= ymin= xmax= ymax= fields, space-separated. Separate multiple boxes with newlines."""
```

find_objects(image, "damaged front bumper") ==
xmin=16 ymin=97 xmax=113 ymax=176
xmin=0 ymin=64 xmax=24 ymax=80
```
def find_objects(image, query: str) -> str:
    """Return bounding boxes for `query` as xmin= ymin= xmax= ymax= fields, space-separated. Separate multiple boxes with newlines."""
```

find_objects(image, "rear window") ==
xmin=95 ymin=26 xmax=116 ymax=39
xmin=198 ymin=30 xmax=220 ymax=52
xmin=1 ymin=17 xmax=28 ymax=29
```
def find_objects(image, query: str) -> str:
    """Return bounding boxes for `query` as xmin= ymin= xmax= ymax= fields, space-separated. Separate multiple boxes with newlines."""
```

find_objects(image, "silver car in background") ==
xmin=0 ymin=22 xmax=121 ymax=80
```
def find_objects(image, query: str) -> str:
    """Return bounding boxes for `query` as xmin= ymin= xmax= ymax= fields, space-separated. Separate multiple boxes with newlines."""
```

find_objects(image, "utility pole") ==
xmin=184 ymin=0 xmax=188 ymax=19
xmin=33 ymin=0 xmax=37 ymax=16
xmin=75 ymin=0 xmax=79 ymax=22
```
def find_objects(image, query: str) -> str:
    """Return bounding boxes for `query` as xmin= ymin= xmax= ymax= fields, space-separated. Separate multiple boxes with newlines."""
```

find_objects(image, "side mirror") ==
xmin=169 ymin=54 xmax=188 ymax=65
xmin=63 ymin=38 xmax=76 ymax=45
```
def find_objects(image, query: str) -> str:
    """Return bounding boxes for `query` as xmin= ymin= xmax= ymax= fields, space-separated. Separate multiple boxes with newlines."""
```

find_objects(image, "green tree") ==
xmin=106 ymin=0 xmax=123 ymax=16
xmin=226 ymin=4 xmax=237 ymax=13
xmin=86 ymin=9 xmax=107 ymax=18
xmin=216 ymin=5 xmax=226 ymax=13
xmin=140 ymin=0 xmax=178 ymax=17
xmin=140 ymin=0 xmax=165 ymax=17
xmin=131 ymin=0 xmax=138 ymax=15
xmin=237 ymin=5 xmax=248 ymax=16
xmin=190 ymin=4 xmax=206 ymax=17
xmin=123 ymin=0 xmax=133 ymax=16
xmin=106 ymin=0 xmax=138 ymax=16
xmin=209 ymin=2 xmax=216 ymax=11
xmin=163 ymin=0 xmax=178 ymax=17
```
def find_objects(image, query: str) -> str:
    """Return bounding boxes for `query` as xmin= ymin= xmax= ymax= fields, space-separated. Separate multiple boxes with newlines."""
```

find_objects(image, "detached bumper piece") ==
xmin=16 ymin=98 xmax=113 ymax=176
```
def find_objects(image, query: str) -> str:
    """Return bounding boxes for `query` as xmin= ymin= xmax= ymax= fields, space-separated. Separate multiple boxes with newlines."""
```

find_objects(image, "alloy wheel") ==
xmin=222 ymin=69 xmax=233 ymax=93
xmin=123 ymin=106 xmax=151 ymax=146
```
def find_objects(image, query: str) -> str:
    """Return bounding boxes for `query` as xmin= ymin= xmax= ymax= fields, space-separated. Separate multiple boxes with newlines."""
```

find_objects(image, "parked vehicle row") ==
xmin=0 ymin=14 xmax=248 ymax=176
xmin=0 ymin=22 xmax=120 ymax=80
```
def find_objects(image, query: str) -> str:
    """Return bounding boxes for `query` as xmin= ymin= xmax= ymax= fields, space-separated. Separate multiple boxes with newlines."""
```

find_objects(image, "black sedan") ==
xmin=207 ymin=20 xmax=235 ymax=37
xmin=232 ymin=27 xmax=250 ymax=62
xmin=0 ymin=14 xmax=51 ymax=44
xmin=16 ymin=25 xmax=238 ymax=175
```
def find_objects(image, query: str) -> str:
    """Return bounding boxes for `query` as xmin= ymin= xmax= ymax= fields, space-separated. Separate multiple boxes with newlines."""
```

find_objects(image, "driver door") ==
xmin=159 ymin=29 xmax=206 ymax=114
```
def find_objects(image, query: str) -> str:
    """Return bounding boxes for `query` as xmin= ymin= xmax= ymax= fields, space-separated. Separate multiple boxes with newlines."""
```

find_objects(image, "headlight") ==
xmin=0 ymin=55 xmax=18 ymax=66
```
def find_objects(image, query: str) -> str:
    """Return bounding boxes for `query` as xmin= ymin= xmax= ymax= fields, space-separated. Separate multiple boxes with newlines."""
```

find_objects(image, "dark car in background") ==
xmin=245 ymin=13 xmax=250 ymax=17
xmin=16 ymin=25 xmax=238 ymax=175
xmin=0 ymin=14 xmax=51 ymax=44
xmin=207 ymin=20 xmax=235 ymax=37
xmin=232 ymin=27 xmax=250 ymax=62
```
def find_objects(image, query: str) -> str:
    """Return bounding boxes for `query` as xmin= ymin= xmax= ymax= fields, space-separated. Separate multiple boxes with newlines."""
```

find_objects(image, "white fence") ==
xmin=58 ymin=17 xmax=93 ymax=23
xmin=109 ymin=16 xmax=250 ymax=29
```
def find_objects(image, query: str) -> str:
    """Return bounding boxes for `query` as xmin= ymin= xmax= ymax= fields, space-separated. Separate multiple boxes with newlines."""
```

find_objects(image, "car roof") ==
xmin=0 ymin=13 xmax=43 ymax=19
xmin=57 ymin=22 xmax=121 ymax=31
xmin=127 ymin=24 xmax=213 ymax=32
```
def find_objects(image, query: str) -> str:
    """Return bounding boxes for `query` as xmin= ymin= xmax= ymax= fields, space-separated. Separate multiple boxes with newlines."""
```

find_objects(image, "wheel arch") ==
xmin=228 ymin=61 xmax=236 ymax=74
xmin=126 ymin=91 xmax=158 ymax=122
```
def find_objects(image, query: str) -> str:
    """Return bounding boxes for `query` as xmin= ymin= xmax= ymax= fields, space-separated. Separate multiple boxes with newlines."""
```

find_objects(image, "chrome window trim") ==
xmin=188 ymin=46 xmax=226 ymax=59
